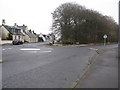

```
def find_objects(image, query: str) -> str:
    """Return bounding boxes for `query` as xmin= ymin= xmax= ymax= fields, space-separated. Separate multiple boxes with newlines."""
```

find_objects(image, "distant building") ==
xmin=6 ymin=25 xmax=24 ymax=42
xmin=0 ymin=20 xmax=24 ymax=42
xmin=18 ymin=25 xmax=38 ymax=43
xmin=38 ymin=33 xmax=51 ymax=42
xmin=25 ymin=30 xmax=38 ymax=43
xmin=0 ymin=19 xmax=38 ymax=43
xmin=38 ymin=33 xmax=55 ymax=44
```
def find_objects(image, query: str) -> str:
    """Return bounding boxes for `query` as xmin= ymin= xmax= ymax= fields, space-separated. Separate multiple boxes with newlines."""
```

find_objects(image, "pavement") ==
xmin=1 ymin=40 xmax=12 ymax=45
xmin=76 ymin=47 xmax=118 ymax=88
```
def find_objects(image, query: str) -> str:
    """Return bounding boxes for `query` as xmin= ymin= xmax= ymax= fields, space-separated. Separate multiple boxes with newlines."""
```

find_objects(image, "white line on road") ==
xmin=0 ymin=60 xmax=2 ymax=63
xmin=42 ymin=51 xmax=52 ymax=53
xmin=89 ymin=48 xmax=98 ymax=51
xmin=20 ymin=48 xmax=40 ymax=51
xmin=2 ymin=49 xmax=5 ymax=51
xmin=2 ymin=48 xmax=12 ymax=50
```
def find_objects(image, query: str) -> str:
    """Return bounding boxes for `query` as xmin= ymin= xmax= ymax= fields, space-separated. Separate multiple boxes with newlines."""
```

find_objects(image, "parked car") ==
xmin=12 ymin=40 xmax=23 ymax=45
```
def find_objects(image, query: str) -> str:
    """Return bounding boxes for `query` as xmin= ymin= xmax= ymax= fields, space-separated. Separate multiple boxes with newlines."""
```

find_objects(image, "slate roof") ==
xmin=18 ymin=25 xmax=27 ymax=30
xmin=3 ymin=25 xmax=24 ymax=36
xmin=26 ymin=32 xmax=38 ymax=38
xmin=17 ymin=25 xmax=37 ymax=38
xmin=1 ymin=25 xmax=38 ymax=38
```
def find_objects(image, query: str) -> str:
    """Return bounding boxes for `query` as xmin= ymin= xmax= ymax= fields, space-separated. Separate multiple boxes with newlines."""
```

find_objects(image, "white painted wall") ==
xmin=13 ymin=35 xmax=24 ymax=42
xmin=0 ymin=26 xmax=9 ymax=40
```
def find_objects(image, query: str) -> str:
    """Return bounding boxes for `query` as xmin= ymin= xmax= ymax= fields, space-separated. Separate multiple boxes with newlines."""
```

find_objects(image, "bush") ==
xmin=7 ymin=33 xmax=12 ymax=40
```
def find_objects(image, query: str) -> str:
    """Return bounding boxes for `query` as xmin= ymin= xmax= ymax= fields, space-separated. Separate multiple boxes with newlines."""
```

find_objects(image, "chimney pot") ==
xmin=2 ymin=19 xmax=5 ymax=25
xmin=14 ymin=23 xmax=17 ymax=27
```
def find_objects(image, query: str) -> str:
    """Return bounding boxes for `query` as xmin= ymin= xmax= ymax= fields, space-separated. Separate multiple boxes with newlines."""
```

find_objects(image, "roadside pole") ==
xmin=103 ymin=34 xmax=107 ymax=46
xmin=104 ymin=38 xmax=106 ymax=46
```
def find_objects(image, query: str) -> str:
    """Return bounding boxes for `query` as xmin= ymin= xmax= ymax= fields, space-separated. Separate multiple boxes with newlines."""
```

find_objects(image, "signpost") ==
xmin=103 ymin=34 xmax=107 ymax=46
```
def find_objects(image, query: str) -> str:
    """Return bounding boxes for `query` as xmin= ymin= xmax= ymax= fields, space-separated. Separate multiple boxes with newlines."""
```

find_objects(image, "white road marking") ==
xmin=20 ymin=48 xmax=40 ymax=51
xmin=20 ymin=48 xmax=52 ymax=53
xmin=42 ymin=51 xmax=52 ymax=53
xmin=2 ymin=49 xmax=5 ymax=51
xmin=89 ymin=48 xmax=98 ymax=51
xmin=0 ymin=60 xmax=2 ymax=63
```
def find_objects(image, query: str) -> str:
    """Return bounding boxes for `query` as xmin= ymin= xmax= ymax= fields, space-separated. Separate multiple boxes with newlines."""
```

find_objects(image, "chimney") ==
xmin=32 ymin=30 xmax=35 ymax=34
xmin=2 ymin=19 xmax=5 ymax=25
xmin=29 ymin=29 xmax=32 ymax=33
xmin=14 ymin=23 xmax=17 ymax=27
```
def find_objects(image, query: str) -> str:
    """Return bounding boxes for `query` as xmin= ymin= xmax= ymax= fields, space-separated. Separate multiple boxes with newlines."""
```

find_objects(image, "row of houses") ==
xmin=0 ymin=20 xmax=54 ymax=43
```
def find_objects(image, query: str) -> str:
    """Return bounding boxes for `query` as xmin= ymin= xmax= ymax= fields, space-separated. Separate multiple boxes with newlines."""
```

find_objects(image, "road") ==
xmin=2 ymin=43 xmax=118 ymax=88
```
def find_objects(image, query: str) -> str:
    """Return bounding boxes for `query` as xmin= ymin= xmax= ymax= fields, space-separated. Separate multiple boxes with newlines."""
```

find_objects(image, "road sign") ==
xmin=103 ymin=34 xmax=107 ymax=39
xmin=103 ymin=34 xmax=107 ymax=46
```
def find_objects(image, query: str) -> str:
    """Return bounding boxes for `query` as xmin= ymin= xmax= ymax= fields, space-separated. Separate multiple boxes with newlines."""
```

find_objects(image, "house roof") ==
xmin=3 ymin=25 xmax=24 ymax=36
xmin=1 ymin=24 xmax=38 ymax=38
xmin=26 ymin=32 xmax=38 ymax=38
xmin=18 ymin=25 xmax=27 ymax=30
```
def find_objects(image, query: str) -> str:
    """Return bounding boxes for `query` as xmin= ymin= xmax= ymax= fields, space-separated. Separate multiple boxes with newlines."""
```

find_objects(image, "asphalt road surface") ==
xmin=2 ymin=43 xmax=118 ymax=88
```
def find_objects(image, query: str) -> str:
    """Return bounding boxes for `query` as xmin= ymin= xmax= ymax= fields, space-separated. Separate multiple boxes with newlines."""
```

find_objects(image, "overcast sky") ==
xmin=0 ymin=0 xmax=119 ymax=34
